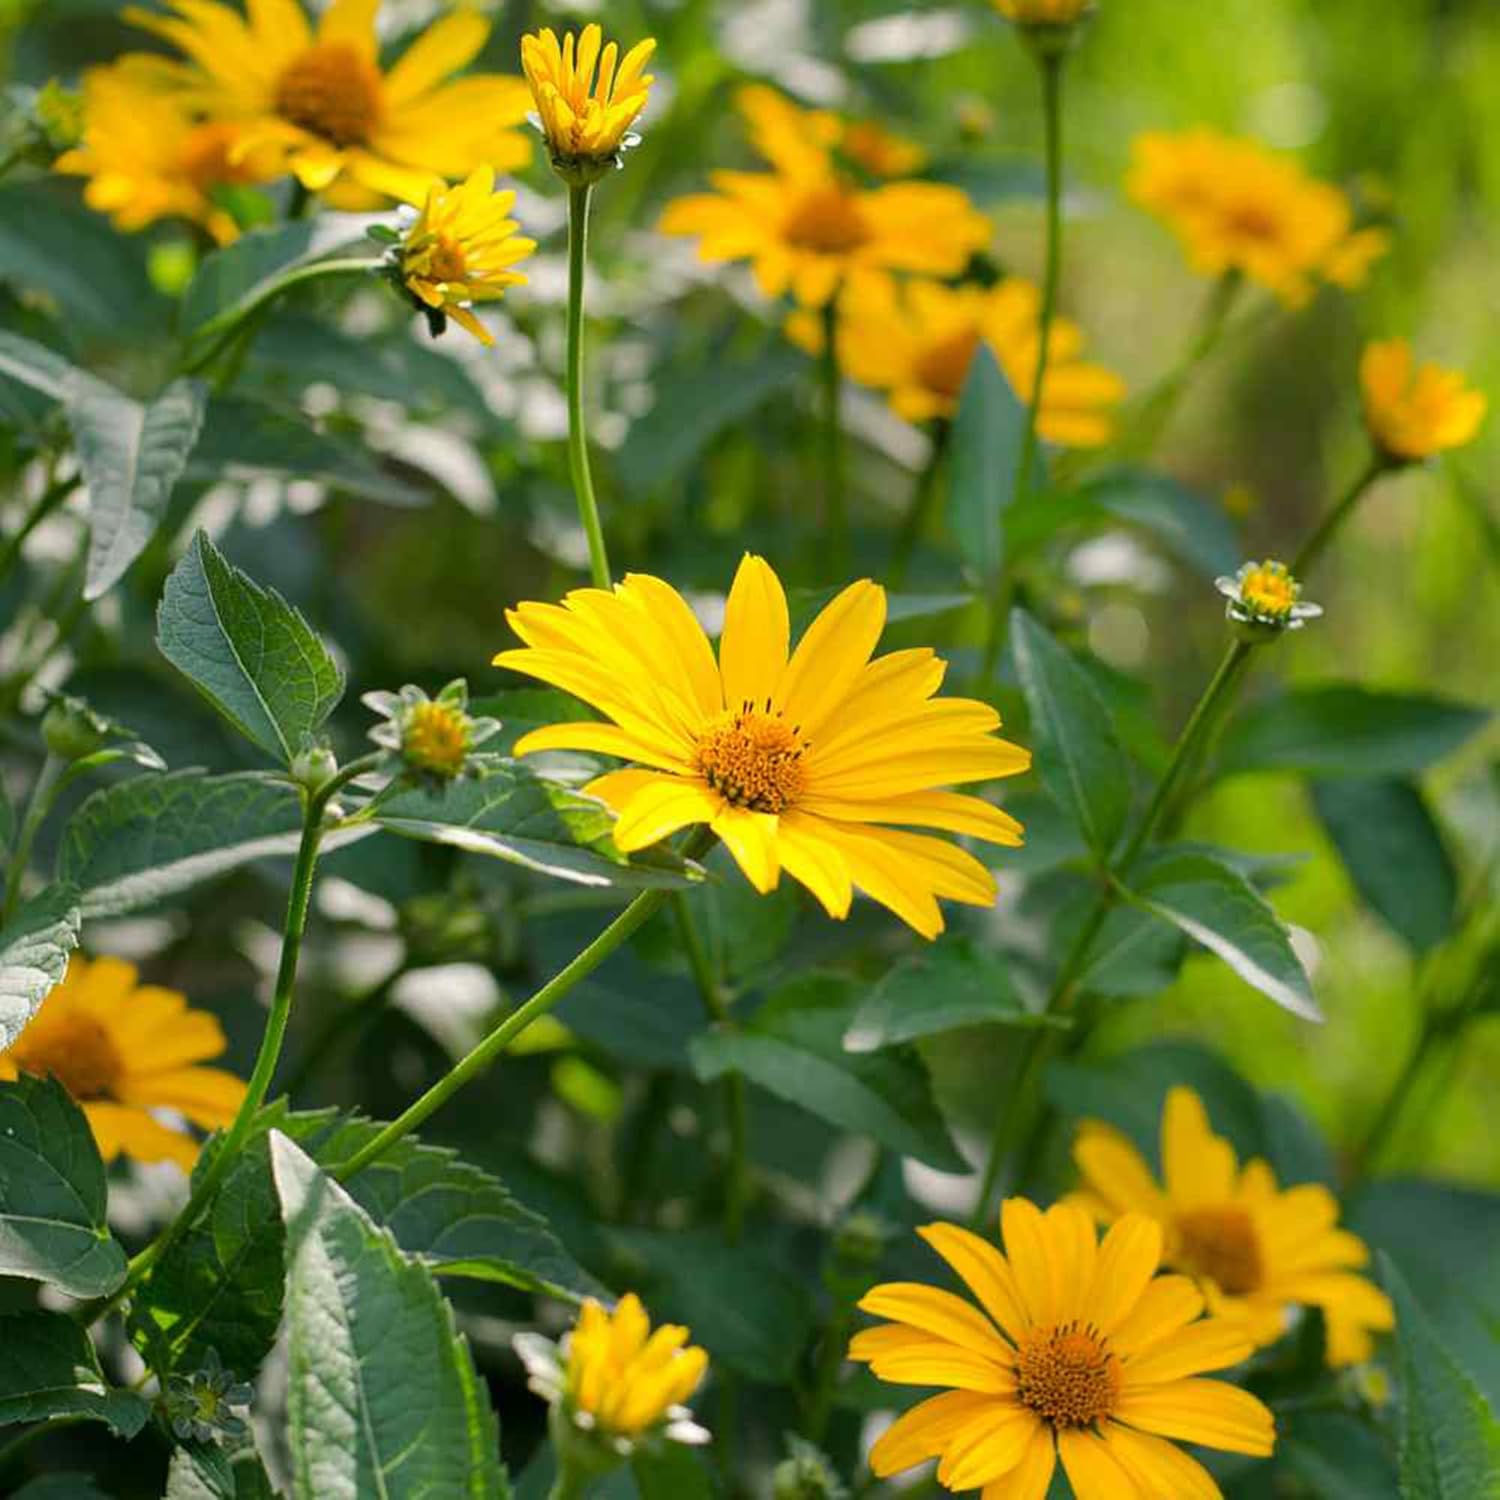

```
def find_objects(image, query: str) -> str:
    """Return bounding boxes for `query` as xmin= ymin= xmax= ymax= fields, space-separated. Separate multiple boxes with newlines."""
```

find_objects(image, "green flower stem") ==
xmin=1 ymin=753 xmax=61 ymax=923
xmin=819 ymin=295 xmax=848 ymax=578
xmin=566 ymin=183 xmax=612 ymax=591
xmin=889 ymin=418 xmax=951 ymax=589
xmin=803 ymin=1301 xmax=855 ymax=1445
xmin=546 ymin=1459 xmax=589 ymax=1500
xmin=1291 ymin=453 xmax=1388 ymax=579
xmin=0 ymin=476 xmax=76 ymax=588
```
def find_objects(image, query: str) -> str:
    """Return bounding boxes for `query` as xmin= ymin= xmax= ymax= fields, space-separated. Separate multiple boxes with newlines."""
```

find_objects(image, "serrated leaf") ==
xmin=946 ymin=344 xmax=1027 ymax=577
xmin=0 ymin=328 xmax=72 ymax=401
xmin=270 ymin=1132 xmax=510 ymax=1500
xmin=0 ymin=884 xmax=80 ymax=1050
xmin=66 ymin=373 xmax=207 ymax=600
xmin=0 ymin=1074 xmax=127 ymax=1298
xmin=157 ymin=531 xmax=345 ymax=764
xmin=0 ymin=1311 xmax=150 ymax=1437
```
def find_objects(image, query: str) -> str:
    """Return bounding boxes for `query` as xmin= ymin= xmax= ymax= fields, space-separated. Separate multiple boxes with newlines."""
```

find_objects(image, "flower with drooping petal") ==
xmin=493 ymin=555 xmax=1030 ymax=938
xmin=1215 ymin=560 xmax=1322 ymax=639
xmin=1359 ymin=339 xmax=1487 ymax=462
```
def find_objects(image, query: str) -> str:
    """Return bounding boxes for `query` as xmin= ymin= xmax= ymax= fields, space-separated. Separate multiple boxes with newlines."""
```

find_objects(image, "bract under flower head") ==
xmin=1216 ymin=560 xmax=1321 ymax=640
xmin=1360 ymin=339 xmax=1487 ymax=462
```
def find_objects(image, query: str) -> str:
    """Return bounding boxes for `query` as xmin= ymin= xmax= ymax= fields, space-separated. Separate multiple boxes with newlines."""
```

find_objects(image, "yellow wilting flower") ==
xmin=788 ymin=273 xmax=1125 ymax=444
xmin=394 ymin=166 xmax=536 ymax=345
xmin=851 ymin=1198 xmax=1275 ymax=1496
xmin=493 ymin=555 xmax=1030 ymax=939
xmin=122 ymin=0 xmax=532 ymax=204
xmin=1071 ymin=1088 xmax=1395 ymax=1366
xmin=1128 ymin=129 xmax=1389 ymax=307
xmin=520 ymin=24 xmax=656 ymax=180
xmin=1360 ymin=339 xmax=1487 ymax=462
xmin=0 ymin=957 xmax=246 ymax=1170
xmin=660 ymin=86 xmax=989 ymax=309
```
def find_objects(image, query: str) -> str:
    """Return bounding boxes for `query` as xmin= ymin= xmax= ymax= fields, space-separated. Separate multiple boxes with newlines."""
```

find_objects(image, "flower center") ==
xmin=405 ymin=701 xmax=469 ymax=776
xmin=177 ymin=123 xmax=255 ymax=189
xmin=1174 ymin=1207 xmax=1263 ymax=1295
xmin=695 ymin=704 xmax=806 ymax=814
xmin=1016 ymin=1321 xmax=1120 ymax=1429
xmin=1226 ymin=203 xmax=1282 ymax=244
xmin=275 ymin=42 xmax=382 ymax=147
xmin=784 ymin=185 xmax=872 ymax=254
xmin=1239 ymin=563 xmax=1297 ymax=620
xmin=914 ymin=326 xmax=983 ymax=401
xmin=17 ymin=1015 xmax=122 ymax=1101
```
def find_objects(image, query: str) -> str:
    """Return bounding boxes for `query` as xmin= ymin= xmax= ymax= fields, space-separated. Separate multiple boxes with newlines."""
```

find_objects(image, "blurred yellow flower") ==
xmin=123 ymin=0 xmax=532 ymax=204
xmin=788 ymin=273 xmax=1125 ymax=443
xmin=520 ymin=24 xmax=655 ymax=173
xmin=1360 ymin=339 xmax=1487 ymax=461
xmin=734 ymin=84 xmax=925 ymax=178
xmin=841 ymin=119 xmax=927 ymax=178
xmin=0 ymin=956 xmax=246 ymax=1171
xmin=495 ymin=555 xmax=1029 ymax=938
xmin=851 ymin=1198 xmax=1275 ymax=1496
xmin=1072 ymin=1087 xmax=1394 ymax=1366
xmin=398 ymin=165 xmax=535 ymax=346
xmin=1128 ymin=129 xmax=1389 ymax=307
xmin=994 ymin=0 xmax=1096 ymax=23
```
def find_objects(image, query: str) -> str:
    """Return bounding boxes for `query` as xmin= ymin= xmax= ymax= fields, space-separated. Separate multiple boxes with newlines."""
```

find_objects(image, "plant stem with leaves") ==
xmin=566 ymin=183 xmax=612 ymax=590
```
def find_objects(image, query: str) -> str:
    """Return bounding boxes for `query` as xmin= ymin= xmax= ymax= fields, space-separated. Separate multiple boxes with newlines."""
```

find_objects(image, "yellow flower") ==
xmin=1360 ymin=339 xmax=1487 ymax=462
xmin=734 ymin=84 xmax=925 ymax=179
xmin=660 ymin=87 xmax=989 ymax=309
xmin=841 ymin=119 xmax=927 ymax=178
xmin=851 ymin=1198 xmax=1275 ymax=1497
xmin=1128 ymin=129 xmax=1389 ymax=307
xmin=493 ymin=555 xmax=1030 ymax=938
xmin=788 ymin=273 xmax=1125 ymax=443
xmin=123 ymin=0 xmax=532 ymax=204
xmin=0 ymin=956 xmax=246 ymax=1171
xmin=1071 ymin=1088 xmax=1395 ymax=1366
xmin=520 ymin=24 xmax=656 ymax=173
xmin=994 ymin=0 xmax=1096 ymax=23
xmin=1215 ymin=559 xmax=1322 ymax=637
xmin=398 ymin=165 xmax=535 ymax=346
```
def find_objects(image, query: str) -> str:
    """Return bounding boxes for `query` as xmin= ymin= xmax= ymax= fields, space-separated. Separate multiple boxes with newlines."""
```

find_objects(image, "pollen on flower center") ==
xmin=275 ymin=42 xmax=382 ymax=147
xmin=22 ymin=1015 xmax=122 ymax=1101
xmin=404 ymin=700 xmax=469 ymax=776
xmin=421 ymin=235 xmax=468 ymax=284
xmin=1175 ymin=1206 xmax=1264 ymax=1295
xmin=1239 ymin=562 xmax=1297 ymax=620
xmin=1016 ymin=1321 xmax=1121 ymax=1428
xmin=915 ymin=327 xmax=983 ymax=401
xmin=784 ymin=185 xmax=872 ymax=254
xmin=695 ymin=704 xmax=807 ymax=813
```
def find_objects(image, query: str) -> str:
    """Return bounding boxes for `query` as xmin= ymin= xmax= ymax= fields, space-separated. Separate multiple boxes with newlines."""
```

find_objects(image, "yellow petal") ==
xmin=858 ymin=1282 xmax=1012 ymax=1359
xmin=981 ymin=1422 xmax=1055 ymax=1500
xmin=1101 ymin=1422 xmax=1223 ymax=1500
xmin=776 ymin=578 xmax=886 ymax=739
xmin=384 ymin=9 xmax=489 ymax=106
xmin=867 ymin=1390 xmax=994 ymax=1478
xmin=1112 ymin=1377 xmax=1275 ymax=1457
xmin=1057 ymin=1427 xmax=1146 ymax=1500
xmin=917 ymin=1222 xmax=1031 ymax=1344
xmin=712 ymin=805 xmax=781 ymax=893
xmin=1162 ymin=1087 xmax=1238 ymax=1206
xmin=611 ymin=777 xmax=721 ymax=852
xmin=719 ymin=554 xmax=789 ymax=712
xmin=1085 ymin=1214 xmax=1163 ymax=1334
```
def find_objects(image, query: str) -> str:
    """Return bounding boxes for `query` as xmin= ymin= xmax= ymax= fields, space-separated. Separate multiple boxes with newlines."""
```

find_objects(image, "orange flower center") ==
xmin=784 ymin=185 xmax=871 ymax=255
xmin=275 ymin=42 xmax=382 ymax=147
xmin=1175 ymin=1206 xmax=1263 ymax=1295
xmin=1016 ymin=1321 xmax=1120 ymax=1428
xmin=15 ymin=1015 xmax=123 ymax=1101
xmin=425 ymin=235 xmax=469 ymax=284
xmin=404 ymin=701 xmax=470 ymax=776
xmin=695 ymin=705 xmax=806 ymax=813
xmin=1225 ymin=203 xmax=1283 ymax=244
xmin=177 ymin=122 xmax=256 ymax=189
xmin=914 ymin=326 xmax=983 ymax=402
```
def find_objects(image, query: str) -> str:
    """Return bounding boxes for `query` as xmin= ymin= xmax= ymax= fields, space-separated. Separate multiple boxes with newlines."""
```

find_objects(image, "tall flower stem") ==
xmin=889 ymin=419 xmax=951 ymax=589
xmin=565 ymin=183 xmax=612 ymax=590
xmin=1291 ymin=454 xmax=1387 ymax=578
xmin=0 ymin=476 xmax=76 ymax=589
xmin=1 ymin=754 xmax=61 ymax=923
xmin=819 ymin=295 xmax=848 ymax=577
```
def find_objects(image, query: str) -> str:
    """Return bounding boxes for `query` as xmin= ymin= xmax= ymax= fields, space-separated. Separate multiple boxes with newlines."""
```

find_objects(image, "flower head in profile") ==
xmin=494 ymin=556 xmax=1030 ymax=938
xmin=1129 ymin=129 xmax=1389 ymax=306
xmin=660 ymin=86 xmax=989 ymax=309
xmin=391 ymin=166 xmax=535 ymax=345
xmin=0 ymin=957 xmax=246 ymax=1170
xmin=520 ymin=24 xmax=656 ymax=182
xmin=364 ymin=678 xmax=499 ymax=785
xmin=852 ymin=1198 xmax=1274 ymax=1496
xmin=123 ymin=0 xmax=532 ymax=204
xmin=1216 ymin=560 xmax=1321 ymax=640
xmin=1360 ymin=339 xmax=1487 ymax=463
xmin=1072 ymin=1088 xmax=1395 ymax=1366
xmin=994 ymin=0 xmax=1097 ymax=26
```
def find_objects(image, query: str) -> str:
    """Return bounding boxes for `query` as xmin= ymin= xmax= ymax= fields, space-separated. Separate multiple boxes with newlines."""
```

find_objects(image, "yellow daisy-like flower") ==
xmin=660 ymin=87 xmax=990 ymax=309
xmin=1071 ymin=1088 xmax=1395 ymax=1366
xmin=0 ymin=956 xmax=246 ymax=1171
xmin=788 ymin=273 xmax=1125 ymax=444
xmin=1128 ymin=129 xmax=1389 ymax=307
xmin=123 ymin=0 xmax=532 ymax=204
xmin=398 ymin=165 xmax=535 ymax=346
xmin=1360 ymin=338 xmax=1487 ymax=462
xmin=852 ymin=1198 xmax=1275 ymax=1498
xmin=994 ymin=0 xmax=1096 ymax=24
xmin=520 ymin=24 xmax=656 ymax=175
xmin=734 ymin=84 xmax=925 ymax=180
xmin=493 ymin=555 xmax=1030 ymax=939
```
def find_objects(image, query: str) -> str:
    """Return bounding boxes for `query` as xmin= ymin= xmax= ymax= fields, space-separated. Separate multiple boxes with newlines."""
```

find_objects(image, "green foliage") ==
xmin=1073 ymin=468 xmax=1240 ymax=578
xmin=164 ymin=1442 xmax=279 ymax=1500
xmin=0 ymin=328 xmax=71 ymax=401
xmin=0 ymin=884 xmax=79 ymax=1050
xmin=0 ymin=1311 xmax=150 ymax=1437
xmin=947 ymin=344 xmax=1026 ymax=575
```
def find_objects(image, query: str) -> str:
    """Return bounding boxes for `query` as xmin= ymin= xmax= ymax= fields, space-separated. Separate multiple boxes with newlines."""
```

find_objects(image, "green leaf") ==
xmin=1218 ymin=687 xmax=1490 ymax=779
xmin=1076 ymin=469 xmax=1240 ymax=578
xmin=1382 ymin=1253 xmax=1500 ymax=1500
xmin=0 ymin=328 xmax=72 ymax=401
xmin=157 ymin=531 xmax=345 ymax=764
xmin=0 ymin=1075 xmax=127 ymax=1299
xmin=844 ymin=938 xmax=1067 ymax=1050
xmin=65 ymin=374 xmax=207 ymax=600
xmin=1311 ymin=778 xmax=1457 ymax=952
xmin=1073 ymin=903 xmax=1186 ymax=998
xmin=373 ymin=766 xmax=702 ymax=890
xmin=0 ymin=884 xmax=80 ymax=1050
xmin=1277 ymin=1410 xmax=1398 ymax=1500
xmin=11 ymin=1477 xmax=114 ymax=1500
xmin=946 ymin=344 xmax=1026 ymax=577
xmin=270 ymin=1132 xmax=509 ymax=1500
xmin=691 ymin=975 xmax=966 ymax=1171
xmin=0 ymin=1311 xmax=150 ymax=1437
xmin=1010 ymin=608 xmax=1131 ymax=856
xmin=165 ymin=1441 xmax=280 ymax=1500
xmin=632 ymin=1445 xmax=716 ymax=1500
xmin=1126 ymin=851 xmax=1320 ymax=1021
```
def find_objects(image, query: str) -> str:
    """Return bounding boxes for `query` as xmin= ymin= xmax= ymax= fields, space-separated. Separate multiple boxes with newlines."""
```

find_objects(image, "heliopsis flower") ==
xmin=123 ymin=0 xmax=532 ymax=204
xmin=494 ymin=555 xmax=1029 ymax=938
xmin=1360 ymin=339 xmax=1487 ymax=462
xmin=1215 ymin=560 xmax=1322 ymax=638
xmin=1128 ymin=129 xmax=1389 ymax=307
xmin=1071 ymin=1088 xmax=1395 ymax=1366
xmin=660 ymin=87 xmax=989 ymax=309
xmin=735 ymin=84 xmax=924 ymax=180
xmin=0 ymin=956 xmax=246 ymax=1170
xmin=391 ymin=166 xmax=535 ymax=345
xmin=520 ymin=24 xmax=655 ymax=180
xmin=852 ymin=1198 xmax=1275 ymax=1497
xmin=788 ymin=274 xmax=1125 ymax=443
xmin=364 ymin=678 xmax=499 ymax=783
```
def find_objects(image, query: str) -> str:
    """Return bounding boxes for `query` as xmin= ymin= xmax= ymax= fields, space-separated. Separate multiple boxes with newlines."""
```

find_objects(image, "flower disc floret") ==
xmin=365 ymin=679 xmax=499 ymax=783
xmin=1216 ymin=560 xmax=1321 ymax=638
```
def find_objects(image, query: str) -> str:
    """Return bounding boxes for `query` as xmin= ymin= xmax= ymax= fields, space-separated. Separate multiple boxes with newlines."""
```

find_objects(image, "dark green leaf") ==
xmin=1077 ymin=469 xmax=1240 ymax=578
xmin=0 ymin=1311 xmax=150 ymax=1437
xmin=0 ymin=328 xmax=72 ymax=401
xmin=165 ymin=1440 xmax=280 ymax=1500
xmin=0 ymin=884 xmax=80 ymax=1050
xmin=632 ymin=1445 xmax=715 ymax=1500
xmin=11 ymin=1477 xmax=115 ymax=1499
xmin=946 ymin=344 xmax=1027 ymax=577
xmin=1277 ymin=1410 xmax=1398 ymax=1500
xmin=157 ymin=531 xmax=345 ymax=764
xmin=1074 ymin=904 xmax=1186 ymax=998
